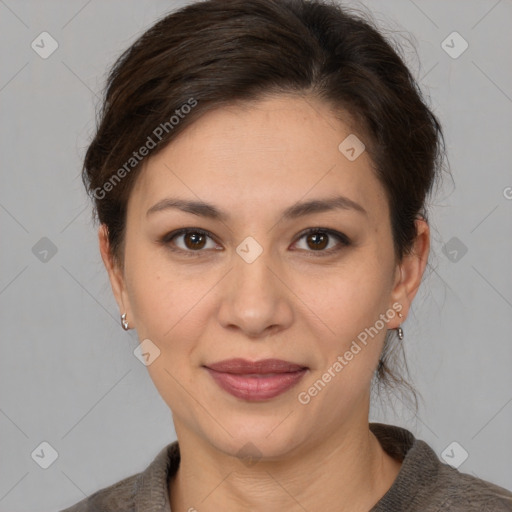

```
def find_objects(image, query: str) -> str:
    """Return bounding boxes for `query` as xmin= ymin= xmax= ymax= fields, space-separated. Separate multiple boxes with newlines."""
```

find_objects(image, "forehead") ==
xmin=129 ymin=95 xmax=388 ymax=225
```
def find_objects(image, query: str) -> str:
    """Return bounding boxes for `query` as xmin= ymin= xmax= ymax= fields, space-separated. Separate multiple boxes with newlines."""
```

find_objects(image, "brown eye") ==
xmin=162 ymin=228 xmax=219 ymax=254
xmin=293 ymin=228 xmax=350 ymax=255
xmin=305 ymin=231 xmax=329 ymax=250
xmin=183 ymin=231 xmax=207 ymax=250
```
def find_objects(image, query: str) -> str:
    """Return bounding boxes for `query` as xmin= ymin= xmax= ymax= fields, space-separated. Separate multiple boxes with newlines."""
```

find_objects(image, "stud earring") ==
xmin=121 ymin=313 xmax=129 ymax=331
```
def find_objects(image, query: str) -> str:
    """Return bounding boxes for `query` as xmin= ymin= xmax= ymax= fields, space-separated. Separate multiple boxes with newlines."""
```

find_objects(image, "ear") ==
xmin=388 ymin=218 xmax=430 ymax=328
xmin=98 ymin=224 xmax=133 ymax=327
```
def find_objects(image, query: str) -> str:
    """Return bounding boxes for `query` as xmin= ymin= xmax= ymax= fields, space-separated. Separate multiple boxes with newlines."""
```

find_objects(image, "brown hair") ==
xmin=82 ymin=0 xmax=446 ymax=406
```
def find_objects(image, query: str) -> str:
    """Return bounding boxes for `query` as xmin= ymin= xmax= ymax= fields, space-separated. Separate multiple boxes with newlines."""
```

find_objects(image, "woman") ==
xmin=60 ymin=0 xmax=512 ymax=510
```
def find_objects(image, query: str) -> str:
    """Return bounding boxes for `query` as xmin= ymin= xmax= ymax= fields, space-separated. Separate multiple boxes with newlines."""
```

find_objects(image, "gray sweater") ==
xmin=59 ymin=423 xmax=512 ymax=511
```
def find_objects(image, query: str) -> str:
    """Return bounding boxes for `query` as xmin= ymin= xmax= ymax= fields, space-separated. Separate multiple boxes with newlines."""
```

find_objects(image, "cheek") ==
xmin=123 ymin=237 xmax=184 ymax=324
xmin=129 ymin=268 xmax=204 ymax=341
xmin=297 ymin=270 xmax=392 ymax=408
xmin=125 ymin=253 xmax=208 ymax=410
xmin=296 ymin=259 xmax=392 ymax=336
xmin=296 ymin=263 xmax=394 ymax=404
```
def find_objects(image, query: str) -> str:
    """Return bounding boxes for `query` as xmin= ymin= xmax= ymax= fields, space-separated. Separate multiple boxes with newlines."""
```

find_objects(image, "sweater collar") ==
xmin=369 ymin=423 xmax=440 ymax=511
xmin=133 ymin=423 xmax=430 ymax=511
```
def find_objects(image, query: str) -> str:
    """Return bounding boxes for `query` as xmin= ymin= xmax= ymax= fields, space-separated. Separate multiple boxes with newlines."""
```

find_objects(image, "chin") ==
xmin=201 ymin=414 xmax=311 ymax=462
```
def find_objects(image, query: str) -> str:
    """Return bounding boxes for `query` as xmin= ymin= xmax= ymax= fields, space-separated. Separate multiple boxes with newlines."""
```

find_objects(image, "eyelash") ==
xmin=160 ymin=227 xmax=351 ymax=258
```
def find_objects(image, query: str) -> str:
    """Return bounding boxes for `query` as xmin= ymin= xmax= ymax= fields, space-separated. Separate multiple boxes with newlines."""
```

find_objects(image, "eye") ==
xmin=292 ymin=228 xmax=351 ymax=256
xmin=160 ymin=227 xmax=351 ymax=257
xmin=161 ymin=228 xmax=220 ymax=255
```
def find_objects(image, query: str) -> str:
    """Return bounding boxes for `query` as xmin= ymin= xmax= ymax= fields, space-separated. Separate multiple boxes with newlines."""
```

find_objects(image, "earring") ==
xmin=397 ymin=311 xmax=404 ymax=340
xmin=121 ymin=313 xmax=129 ymax=331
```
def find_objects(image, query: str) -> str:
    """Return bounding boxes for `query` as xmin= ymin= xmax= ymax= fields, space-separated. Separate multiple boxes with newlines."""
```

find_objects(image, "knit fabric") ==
xmin=59 ymin=423 xmax=512 ymax=511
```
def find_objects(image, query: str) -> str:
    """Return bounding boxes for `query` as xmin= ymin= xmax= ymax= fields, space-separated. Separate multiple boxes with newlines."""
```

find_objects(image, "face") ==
xmin=101 ymin=94 xmax=428 ymax=460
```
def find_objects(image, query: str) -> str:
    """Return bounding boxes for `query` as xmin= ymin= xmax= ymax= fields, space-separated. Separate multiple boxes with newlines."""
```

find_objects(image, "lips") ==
xmin=205 ymin=358 xmax=306 ymax=374
xmin=204 ymin=358 xmax=308 ymax=401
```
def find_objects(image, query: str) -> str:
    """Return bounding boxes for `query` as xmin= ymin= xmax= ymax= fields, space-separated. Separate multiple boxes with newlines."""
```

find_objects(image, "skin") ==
xmin=99 ymin=94 xmax=429 ymax=512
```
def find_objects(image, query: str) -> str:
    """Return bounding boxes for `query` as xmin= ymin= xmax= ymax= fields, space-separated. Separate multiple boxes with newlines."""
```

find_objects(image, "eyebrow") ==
xmin=146 ymin=195 xmax=367 ymax=220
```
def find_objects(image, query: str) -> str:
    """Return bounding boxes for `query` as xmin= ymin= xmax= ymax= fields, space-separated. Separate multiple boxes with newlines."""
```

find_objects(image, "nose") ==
xmin=216 ymin=247 xmax=294 ymax=339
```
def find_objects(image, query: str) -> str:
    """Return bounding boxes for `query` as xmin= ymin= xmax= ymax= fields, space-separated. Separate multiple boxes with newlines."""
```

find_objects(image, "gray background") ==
xmin=0 ymin=0 xmax=511 ymax=510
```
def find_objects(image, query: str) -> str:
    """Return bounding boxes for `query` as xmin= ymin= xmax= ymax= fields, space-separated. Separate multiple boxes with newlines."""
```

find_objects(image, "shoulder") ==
xmin=369 ymin=423 xmax=512 ymax=512
xmin=59 ymin=472 xmax=139 ymax=512
xmin=427 ymin=460 xmax=512 ymax=511
xmin=58 ymin=441 xmax=180 ymax=512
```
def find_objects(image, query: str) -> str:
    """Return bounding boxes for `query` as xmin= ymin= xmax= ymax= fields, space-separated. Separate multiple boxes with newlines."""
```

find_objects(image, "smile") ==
xmin=203 ymin=358 xmax=309 ymax=401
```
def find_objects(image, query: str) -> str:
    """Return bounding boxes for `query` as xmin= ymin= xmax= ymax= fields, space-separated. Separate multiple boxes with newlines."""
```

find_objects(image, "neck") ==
xmin=169 ymin=416 xmax=401 ymax=512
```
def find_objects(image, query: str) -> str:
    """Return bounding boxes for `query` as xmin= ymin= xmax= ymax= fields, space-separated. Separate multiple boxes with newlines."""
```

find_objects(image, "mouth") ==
xmin=203 ymin=358 xmax=308 ymax=401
